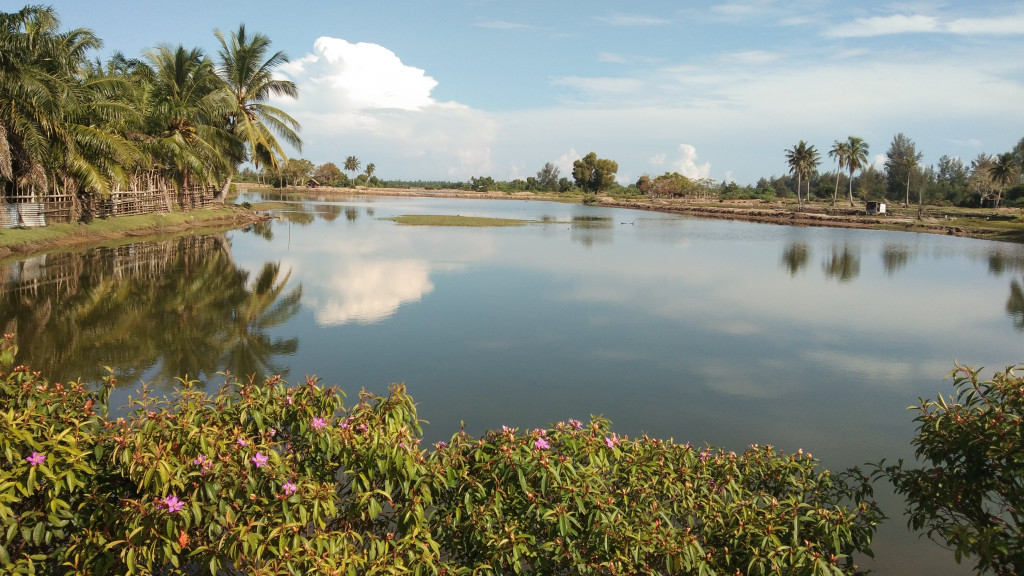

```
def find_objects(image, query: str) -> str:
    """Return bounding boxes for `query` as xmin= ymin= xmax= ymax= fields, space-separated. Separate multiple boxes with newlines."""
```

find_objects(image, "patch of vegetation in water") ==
xmin=384 ymin=215 xmax=530 ymax=227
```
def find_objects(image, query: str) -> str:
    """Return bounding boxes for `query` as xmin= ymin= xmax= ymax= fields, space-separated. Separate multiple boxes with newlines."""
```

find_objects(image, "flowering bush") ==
xmin=0 ymin=333 xmax=884 ymax=575
xmin=430 ymin=420 xmax=882 ymax=575
xmin=885 ymin=364 xmax=1024 ymax=575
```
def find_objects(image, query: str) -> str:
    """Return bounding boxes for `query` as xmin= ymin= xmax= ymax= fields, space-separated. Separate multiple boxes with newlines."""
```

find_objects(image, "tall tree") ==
xmin=344 ymin=155 xmax=360 ymax=179
xmin=828 ymin=140 xmax=850 ymax=207
xmin=969 ymin=154 xmax=996 ymax=207
xmin=989 ymin=152 xmax=1018 ymax=208
xmin=0 ymin=5 xmax=134 ymax=199
xmin=214 ymin=25 xmax=302 ymax=201
xmin=841 ymin=136 xmax=869 ymax=207
xmin=884 ymin=133 xmax=923 ymax=207
xmin=802 ymin=144 xmax=821 ymax=202
xmin=536 ymin=162 xmax=560 ymax=192
xmin=785 ymin=141 xmax=814 ymax=204
xmin=572 ymin=152 xmax=618 ymax=194
xmin=364 ymin=162 xmax=375 ymax=179
xmin=143 ymin=44 xmax=237 ymax=189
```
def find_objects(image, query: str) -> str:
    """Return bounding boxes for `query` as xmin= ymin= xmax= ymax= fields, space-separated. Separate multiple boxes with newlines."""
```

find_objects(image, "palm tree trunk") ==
xmin=848 ymin=169 xmax=856 ymax=207
xmin=796 ymin=173 xmax=802 ymax=204
xmin=216 ymin=174 xmax=232 ymax=204
xmin=904 ymin=172 xmax=910 ymax=208
xmin=832 ymin=172 xmax=841 ymax=207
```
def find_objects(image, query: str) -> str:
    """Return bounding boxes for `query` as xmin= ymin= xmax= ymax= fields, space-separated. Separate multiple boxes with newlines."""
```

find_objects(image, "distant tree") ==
xmin=856 ymin=165 xmax=886 ymax=201
xmin=640 ymin=172 xmax=698 ymax=198
xmin=364 ymin=162 xmax=375 ymax=179
xmin=558 ymin=177 xmax=573 ymax=193
xmin=841 ymin=136 xmax=870 ymax=207
xmin=572 ymin=152 xmax=618 ymax=194
xmin=281 ymin=157 xmax=313 ymax=187
xmin=313 ymin=162 xmax=342 ymax=186
xmin=469 ymin=175 xmax=494 ymax=191
xmin=969 ymin=154 xmax=996 ymax=207
xmin=989 ymin=152 xmax=1019 ymax=208
xmin=803 ymin=145 xmax=821 ymax=201
xmin=884 ymin=133 xmax=923 ymax=207
xmin=785 ymin=141 xmax=816 ymax=204
xmin=344 ymin=155 xmax=360 ymax=179
xmin=828 ymin=140 xmax=850 ymax=206
xmin=536 ymin=162 xmax=560 ymax=192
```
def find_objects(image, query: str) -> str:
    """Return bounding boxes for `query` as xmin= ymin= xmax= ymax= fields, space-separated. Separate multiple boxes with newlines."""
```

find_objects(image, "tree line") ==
xmin=785 ymin=134 xmax=1024 ymax=209
xmin=0 ymin=5 xmax=301 ymax=205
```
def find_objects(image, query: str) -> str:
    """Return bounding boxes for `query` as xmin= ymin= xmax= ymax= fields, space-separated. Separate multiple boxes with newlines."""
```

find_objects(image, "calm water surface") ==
xmin=6 ymin=194 xmax=1024 ymax=574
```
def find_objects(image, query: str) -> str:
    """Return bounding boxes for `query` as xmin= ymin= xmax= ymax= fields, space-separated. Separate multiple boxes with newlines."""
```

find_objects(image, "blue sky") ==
xmin=38 ymin=0 xmax=1024 ymax=185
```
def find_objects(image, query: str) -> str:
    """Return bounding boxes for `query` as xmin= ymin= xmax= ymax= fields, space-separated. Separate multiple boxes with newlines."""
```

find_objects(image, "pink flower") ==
xmin=251 ymin=452 xmax=269 ymax=468
xmin=162 ymin=495 xmax=185 ymax=513
xmin=236 ymin=437 xmax=248 ymax=447
xmin=311 ymin=417 xmax=327 ymax=430
xmin=339 ymin=418 xmax=351 ymax=429
xmin=568 ymin=419 xmax=583 ymax=430
xmin=26 ymin=452 xmax=45 ymax=466
xmin=282 ymin=481 xmax=298 ymax=496
xmin=604 ymin=434 xmax=620 ymax=448
xmin=192 ymin=455 xmax=207 ymax=466
xmin=534 ymin=437 xmax=550 ymax=450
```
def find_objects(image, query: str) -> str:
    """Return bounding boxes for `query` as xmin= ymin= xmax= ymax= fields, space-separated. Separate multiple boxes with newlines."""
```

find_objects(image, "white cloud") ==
xmin=293 ymin=37 xmax=437 ymax=111
xmin=555 ymin=149 xmax=581 ymax=175
xmin=595 ymin=13 xmax=671 ymax=26
xmin=649 ymin=153 xmax=667 ymax=166
xmin=277 ymin=37 xmax=498 ymax=179
xmin=827 ymin=12 xmax=1024 ymax=38
xmin=827 ymin=14 xmax=938 ymax=38
xmin=475 ymin=20 xmax=534 ymax=30
xmin=673 ymin=144 xmax=712 ymax=179
xmin=311 ymin=259 xmax=434 ymax=325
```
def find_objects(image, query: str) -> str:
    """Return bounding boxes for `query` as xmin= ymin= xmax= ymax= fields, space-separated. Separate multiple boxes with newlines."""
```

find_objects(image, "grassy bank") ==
xmin=0 ymin=205 xmax=260 ymax=260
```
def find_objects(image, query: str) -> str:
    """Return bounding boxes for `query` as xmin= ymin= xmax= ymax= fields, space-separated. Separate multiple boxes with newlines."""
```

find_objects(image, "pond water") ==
xmin=5 ymin=193 xmax=1024 ymax=574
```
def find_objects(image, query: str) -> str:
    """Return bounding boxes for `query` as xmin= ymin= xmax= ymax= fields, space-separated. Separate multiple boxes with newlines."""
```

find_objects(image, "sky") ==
xmin=35 ymin=0 xmax=1024 ymax=185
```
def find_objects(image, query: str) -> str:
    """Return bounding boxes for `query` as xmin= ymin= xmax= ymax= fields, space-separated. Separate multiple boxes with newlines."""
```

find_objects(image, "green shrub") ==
xmin=0 ymin=335 xmax=109 ymax=574
xmin=885 ymin=364 xmax=1024 ymax=575
xmin=0 ymin=333 xmax=884 ymax=575
xmin=432 ymin=421 xmax=882 ymax=575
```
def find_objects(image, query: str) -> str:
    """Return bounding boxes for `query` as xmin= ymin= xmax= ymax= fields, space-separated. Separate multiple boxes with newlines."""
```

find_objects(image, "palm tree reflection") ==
xmin=0 ymin=235 xmax=301 ymax=388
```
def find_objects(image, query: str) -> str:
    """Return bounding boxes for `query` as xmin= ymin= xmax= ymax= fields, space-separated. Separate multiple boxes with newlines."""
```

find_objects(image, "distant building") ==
xmin=306 ymin=178 xmax=320 ymax=188
xmin=866 ymin=201 xmax=886 ymax=215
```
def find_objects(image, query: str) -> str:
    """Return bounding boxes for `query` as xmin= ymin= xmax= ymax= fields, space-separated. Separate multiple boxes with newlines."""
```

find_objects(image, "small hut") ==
xmin=865 ymin=201 xmax=886 ymax=215
xmin=306 ymin=178 xmax=320 ymax=189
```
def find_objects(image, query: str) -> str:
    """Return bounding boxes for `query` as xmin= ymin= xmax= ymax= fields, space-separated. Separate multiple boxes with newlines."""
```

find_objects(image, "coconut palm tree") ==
xmin=365 ymin=162 xmax=375 ymax=179
xmin=785 ymin=141 xmax=810 ymax=204
xmin=841 ymin=136 xmax=869 ymax=207
xmin=801 ymin=145 xmax=820 ymax=202
xmin=143 ymin=44 xmax=238 ymax=189
xmin=828 ymin=140 xmax=849 ymax=207
xmin=989 ymin=152 xmax=1019 ymax=208
xmin=0 ymin=5 xmax=134 ymax=200
xmin=344 ymin=155 xmax=360 ymax=180
xmin=214 ymin=25 xmax=301 ymax=201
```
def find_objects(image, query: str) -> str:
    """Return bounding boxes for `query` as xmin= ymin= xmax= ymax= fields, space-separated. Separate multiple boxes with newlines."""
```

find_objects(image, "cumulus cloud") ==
xmin=673 ymin=144 xmax=712 ymax=179
xmin=311 ymin=258 xmax=434 ymax=325
xmin=555 ymin=149 xmax=581 ymax=176
xmin=276 ymin=37 xmax=498 ymax=179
